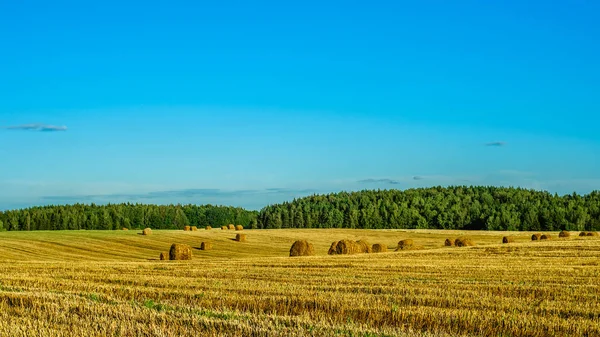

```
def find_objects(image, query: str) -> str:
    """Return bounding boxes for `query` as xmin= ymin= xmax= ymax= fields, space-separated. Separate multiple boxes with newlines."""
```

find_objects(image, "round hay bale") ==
xmin=372 ymin=243 xmax=388 ymax=253
xmin=540 ymin=234 xmax=552 ymax=240
xmin=221 ymin=226 xmax=227 ymax=230
xmin=228 ymin=224 xmax=235 ymax=230
xmin=142 ymin=228 xmax=152 ymax=236
xmin=200 ymin=242 xmax=212 ymax=250
xmin=579 ymin=231 xmax=588 ymax=237
xmin=502 ymin=236 xmax=514 ymax=244
xmin=191 ymin=226 xmax=198 ymax=231
xmin=206 ymin=226 xmax=212 ymax=230
xmin=289 ymin=240 xmax=315 ymax=257
xmin=444 ymin=238 xmax=455 ymax=246
xmin=235 ymin=225 xmax=244 ymax=231
xmin=169 ymin=244 xmax=193 ymax=260
xmin=558 ymin=230 xmax=570 ymax=238
xmin=122 ymin=227 xmax=129 ymax=231
xmin=335 ymin=240 xmax=360 ymax=255
xmin=328 ymin=241 xmax=339 ymax=255
xmin=397 ymin=239 xmax=414 ymax=250
xmin=159 ymin=252 xmax=168 ymax=260
xmin=586 ymin=231 xmax=599 ymax=237
xmin=356 ymin=240 xmax=372 ymax=253
xmin=455 ymin=237 xmax=475 ymax=247
xmin=235 ymin=234 xmax=247 ymax=242
xmin=184 ymin=226 xmax=191 ymax=231
xmin=531 ymin=233 xmax=542 ymax=241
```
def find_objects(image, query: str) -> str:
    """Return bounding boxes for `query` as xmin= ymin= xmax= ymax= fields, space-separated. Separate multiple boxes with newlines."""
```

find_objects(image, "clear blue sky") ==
xmin=1 ymin=0 xmax=599 ymax=210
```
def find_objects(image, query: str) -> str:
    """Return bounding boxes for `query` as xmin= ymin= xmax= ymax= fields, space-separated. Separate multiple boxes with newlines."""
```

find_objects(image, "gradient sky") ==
xmin=1 ymin=0 xmax=599 ymax=210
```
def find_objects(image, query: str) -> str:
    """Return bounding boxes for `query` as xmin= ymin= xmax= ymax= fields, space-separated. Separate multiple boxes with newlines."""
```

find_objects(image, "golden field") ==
xmin=0 ymin=228 xmax=598 ymax=336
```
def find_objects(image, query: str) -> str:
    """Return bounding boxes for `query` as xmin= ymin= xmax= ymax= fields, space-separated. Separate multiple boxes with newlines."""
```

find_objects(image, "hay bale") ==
xmin=335 ymin=240 xmax=361 ymax=255
xmin=235 ymin=234 xmax=247 ymax=242
xmin=579 ymin=231 xmax=588 ymax=237
xmin=228 ymin=224 xmax=235 ymax=230
xmin=455 ymin=237 xmax=474 ymax=247
xmin=397 ymin=239 xmax=414 ymax=250
xmin=200 ymin=242 xmax=212 ymax=250
xmin=559 ymin=230 xmax=570 ymax=238
xmin=289 ymin=240 xmax=315 ymax=257
xmin=502 ymin=236 xmax=514 ymax=244
xmin=184 ymin=226 xmax=191 ymax=231
xmin=372 ymin=243 xmax=388 ymax=253
xmin=356 ymin=240 xmax=372 ymax=253
xmin=444 ymin=238 xmax=455 ymax=246
xmin=169 ymin=243 xmax=193 ymax=260
xmin=142 ymin=228 xmax=152 ymax=236
xmin=221 ymin=226 xmax=227 ymax=230
xmin=531 ymin=233 xmax=542 ymax=241
xmin=122 ymin=227 xmax=129 ymax=231
xmin=159 ymin=252 xmax=168 ymax=260
xmin=235 ymin=225 xmax=244 ymax=231
xmin=191 ymin=226 xmax=198 ymax=231
xmin=586 ymin=232 xmax=599 ymax=237
xmin=206 ymin=226 xmax=212 ymax=230
xmin=540 ymin=234 xmax=552 ymax=240
xmin=328 ymin=241 xmax=339 ymax=255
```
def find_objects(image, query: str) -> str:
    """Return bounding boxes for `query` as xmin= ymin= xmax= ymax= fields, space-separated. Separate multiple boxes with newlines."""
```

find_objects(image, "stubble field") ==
xmin=0 ymin=228 xmax=598 ymax=337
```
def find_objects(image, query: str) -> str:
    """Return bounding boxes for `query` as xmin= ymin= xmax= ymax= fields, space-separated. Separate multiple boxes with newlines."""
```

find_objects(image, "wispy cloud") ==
xmin=358 ymin=178 xmax=401 ymax=185
xmin=413 ymin=176 xmax=424 ymax=180
xmin=5 ymin=123 xmax=67 ymax=132
xmin=485 ymin=141 xmax=506 ymax=147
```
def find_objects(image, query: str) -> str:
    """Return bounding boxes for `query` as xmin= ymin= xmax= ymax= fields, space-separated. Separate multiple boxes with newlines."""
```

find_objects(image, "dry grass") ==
xmin=0 ymin=229 xmax=598 ymax=336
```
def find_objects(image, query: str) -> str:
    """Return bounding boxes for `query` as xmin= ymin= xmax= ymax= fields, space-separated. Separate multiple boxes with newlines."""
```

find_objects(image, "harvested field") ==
xmin=0 ymin=229 xmax=598 ymax=337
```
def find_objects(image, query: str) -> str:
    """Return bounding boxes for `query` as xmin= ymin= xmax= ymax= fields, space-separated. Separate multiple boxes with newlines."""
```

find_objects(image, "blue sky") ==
xmin=1 ymin=0 xmax=599 ymax=210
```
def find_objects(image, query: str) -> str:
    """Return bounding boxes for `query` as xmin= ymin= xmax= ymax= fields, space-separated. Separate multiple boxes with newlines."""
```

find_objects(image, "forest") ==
xmin=0 ymin=186 xmax=599 ymax=231
xmin=256 ymin=186 xmax=600 ymax=231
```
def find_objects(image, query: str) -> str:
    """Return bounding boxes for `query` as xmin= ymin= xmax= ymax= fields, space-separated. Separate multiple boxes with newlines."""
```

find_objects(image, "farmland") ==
xmin=0 ymin=229 xmax=599 ymax=336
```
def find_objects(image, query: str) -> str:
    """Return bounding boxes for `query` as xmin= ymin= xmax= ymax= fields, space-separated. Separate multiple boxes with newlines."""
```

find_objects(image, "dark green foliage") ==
xmin=257 ymin=187 xmax=600 ymax=231
xmin=0 ymin=203 xmax=257 ymax=231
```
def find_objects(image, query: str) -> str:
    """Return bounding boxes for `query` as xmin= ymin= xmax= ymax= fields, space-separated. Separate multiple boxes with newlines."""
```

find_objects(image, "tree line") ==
xmin=0 ymin=203 xmax=258 ymax=231
xmin=256 ymin=186 xmax=600 ymax=231
xmin=1 ymin=186 xmax=599 ymax=232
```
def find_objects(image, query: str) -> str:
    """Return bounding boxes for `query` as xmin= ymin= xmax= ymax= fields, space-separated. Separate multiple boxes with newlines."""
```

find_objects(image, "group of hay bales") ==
xmin=445 ymin=237 xmax=475 ymax=247
xmin=329 ymin=239 xmax=372 ymax=255
xmin=531 ymin=233 xmax=552 ymax=241
xmin=580 ymin=231 xmax=599 ymax=237
xmin=183 ymin=226 xmax=199 ymax=232
xmin=219 ymin=224 xmax=243 ymax=231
